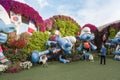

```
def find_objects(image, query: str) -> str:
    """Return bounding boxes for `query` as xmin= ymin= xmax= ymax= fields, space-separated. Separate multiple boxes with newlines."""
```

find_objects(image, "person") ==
xmin=100 ymin=44 xmax=107 ymax=65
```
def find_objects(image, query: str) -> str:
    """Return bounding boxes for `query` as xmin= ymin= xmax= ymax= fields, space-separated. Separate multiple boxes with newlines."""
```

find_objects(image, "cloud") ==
xmin=55 ymin=0 xmax=120 ymax=27
xmin=76 ymin=0 xmax=120 ymax=27
xmin=56 ymin=5 xmax=79 ymax=22
xmin=37 ymin=0 xmax=49 ymax=8
xmin=57 ymin=5 xmax=71 ymax=15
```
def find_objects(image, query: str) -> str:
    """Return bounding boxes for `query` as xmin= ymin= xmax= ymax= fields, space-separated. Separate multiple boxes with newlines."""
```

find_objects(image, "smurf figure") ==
xmin=0 ymin=4 xmax=15 ymax=65
xmin=76 ymin=27 xmax=97 ymax=62
xmin=0 ymin=20 xmax=15 ymax=65
xmin=106 ymin=31 xmax=120 ymax=60
xmin=31 ymin=36 xmax=76 ymax=63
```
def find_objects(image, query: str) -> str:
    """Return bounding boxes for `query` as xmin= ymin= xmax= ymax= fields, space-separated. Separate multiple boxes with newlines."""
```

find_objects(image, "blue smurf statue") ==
xmin=0 ymin=20 xmax=15 ymax=65
xmin=31 ymin=36 xmax=76 ymax=63
xmin=106 ymin=31 xmax=120 ymax=60
xmin=76 ymin=27 xmax=97 ymax=62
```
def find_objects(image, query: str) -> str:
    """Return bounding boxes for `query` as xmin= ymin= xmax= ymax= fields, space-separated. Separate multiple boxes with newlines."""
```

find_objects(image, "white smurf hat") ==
xmin=115 ymin=31 xmax=120 ymax=38
xmin=63 ymin=36 xmax=76 ymax=44
xmin=80 ymin=27 xmax=91 ymax=36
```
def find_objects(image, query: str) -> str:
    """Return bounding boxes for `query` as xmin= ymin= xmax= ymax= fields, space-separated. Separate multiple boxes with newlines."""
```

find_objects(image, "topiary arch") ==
xmin=45 ymin=15 xmax=81 ymax=37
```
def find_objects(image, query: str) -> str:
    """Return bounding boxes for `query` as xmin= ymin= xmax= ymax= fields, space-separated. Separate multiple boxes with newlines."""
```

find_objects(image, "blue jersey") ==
xmin=100 ymin=47 xmax=106 ymax=56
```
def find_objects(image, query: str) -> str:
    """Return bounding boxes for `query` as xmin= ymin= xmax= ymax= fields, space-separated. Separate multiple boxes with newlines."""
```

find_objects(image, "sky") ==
xmin=15 ymin=0 xmax=120 ymax=27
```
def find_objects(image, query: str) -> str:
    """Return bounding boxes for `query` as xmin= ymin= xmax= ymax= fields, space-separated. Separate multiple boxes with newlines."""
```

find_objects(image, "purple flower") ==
xmin=44 ymin=19 xmax=53 ymax=30
xmin=82 ymin=24 xmax=98 ymax=33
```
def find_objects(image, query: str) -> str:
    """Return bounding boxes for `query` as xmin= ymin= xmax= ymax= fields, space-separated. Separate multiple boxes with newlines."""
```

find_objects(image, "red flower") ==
xmin=4 ymin=48 xmax=9 ymax=51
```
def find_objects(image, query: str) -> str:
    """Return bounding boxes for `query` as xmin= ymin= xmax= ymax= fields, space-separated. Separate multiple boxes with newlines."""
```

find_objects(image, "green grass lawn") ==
xmin=0 ymin=56 xmax=120 ymax=80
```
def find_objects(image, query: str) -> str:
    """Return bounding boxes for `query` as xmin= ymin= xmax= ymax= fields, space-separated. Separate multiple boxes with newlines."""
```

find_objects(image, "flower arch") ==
xmin=45 ymin=15 xmax=81 ymax=36
xmin=0 ymin=0 xmax=45 ymax=32
xmin=50 ymin=15 xmax=80 ymax=28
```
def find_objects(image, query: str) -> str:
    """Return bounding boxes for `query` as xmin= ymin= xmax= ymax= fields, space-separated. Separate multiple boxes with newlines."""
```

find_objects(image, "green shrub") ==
xmin=55 ymin=19 xmax=80 ymax=36
xmin=24 ymin=31 xmax=49 ymax=53
xmin=109 ymin=27 xmax=116 ymax=39
xmin=4 ymin=49 xmax=29 ymax=62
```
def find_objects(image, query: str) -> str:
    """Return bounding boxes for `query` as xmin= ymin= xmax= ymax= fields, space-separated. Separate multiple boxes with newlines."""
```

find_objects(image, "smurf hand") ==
xmin=0 ymin=33 xmax=7 ymax=43
xmin=2 ymin=25 xmax=15 ymax=33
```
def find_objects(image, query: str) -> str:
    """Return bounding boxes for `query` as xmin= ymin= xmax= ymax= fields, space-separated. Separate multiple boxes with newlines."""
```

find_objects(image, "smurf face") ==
xmin=61 ymin=42 xmax=72 ymax=54
xmin=79 ymin=33 xmax=94 ymax=41
xmin=77 ymin=27 xmax=95 ymax=41
xmin=56 ymin=36 xmax=76 ymax=55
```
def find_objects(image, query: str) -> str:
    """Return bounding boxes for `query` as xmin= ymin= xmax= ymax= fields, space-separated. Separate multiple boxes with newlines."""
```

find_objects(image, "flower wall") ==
xmin=99 ymin=22 xmax=120 ymax=41
xmin=45 ymin=15 xmax=81 ymax=36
